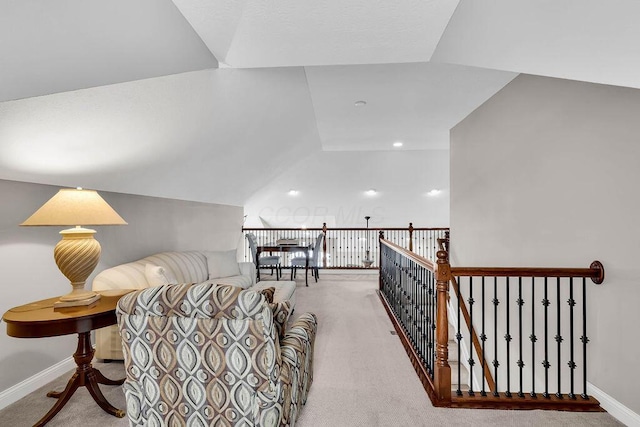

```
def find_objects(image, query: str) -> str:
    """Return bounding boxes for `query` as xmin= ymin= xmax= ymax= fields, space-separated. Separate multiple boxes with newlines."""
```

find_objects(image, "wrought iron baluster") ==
xmin=568 ymin=277 xmax=576 ymax=399
xmin=430 ymin=269 xmax=435 ymax=375
xmin=419 ymin=267 xmax=425 ymax=367
xmin=456 ymin=277 xmax=462 ymax=396
xmin=556 ymin=277 xmax=563 ymax=399
xmin=468 ymin=277 xmax=475 ymax=396
xmin=530 ymin=276 xmax=537 ymax=398
xmin=543 ymin=277 xmax=550 ymax=398
xmin=581 ymin=277 xmax=589 ymax=400
xmin=492 ymin=276 xmax=499 ymax=397
xmin=411 ymin=260 xmax=416 ymax=347
xmin=517 ymin=277 xmax=524 ymax=398
xmin=481 ymin=276 xmax=487 ymax=396
xmin=505 ymin=277 xmax=512 ymax=398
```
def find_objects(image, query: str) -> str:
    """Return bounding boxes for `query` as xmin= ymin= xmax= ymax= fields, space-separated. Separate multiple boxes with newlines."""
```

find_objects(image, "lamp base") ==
xmin=53 ymin=227 xmax=102 ymax=308
xmin=54 ymin=293 xmax=101 ymax=308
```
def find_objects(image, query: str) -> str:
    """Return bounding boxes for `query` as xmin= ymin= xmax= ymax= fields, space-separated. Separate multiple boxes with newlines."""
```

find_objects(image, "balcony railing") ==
xmin=242 ymin=224 xmax=448 ymax=269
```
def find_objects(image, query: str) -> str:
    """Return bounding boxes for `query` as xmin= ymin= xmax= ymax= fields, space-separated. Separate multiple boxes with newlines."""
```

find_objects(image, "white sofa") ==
xmin=92 ymin=250 xmax=296 ymax=360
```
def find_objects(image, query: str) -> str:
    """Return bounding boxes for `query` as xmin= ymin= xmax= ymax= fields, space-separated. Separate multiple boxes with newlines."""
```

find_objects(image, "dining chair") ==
xmin=291 ymin=233 xmax=324 ymax=282
xmin=246 ymin=232 xmax=281 ymax=280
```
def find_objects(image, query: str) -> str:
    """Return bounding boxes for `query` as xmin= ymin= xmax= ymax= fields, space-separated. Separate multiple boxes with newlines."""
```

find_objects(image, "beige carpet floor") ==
xmin=0 ymin=274 xmax=623 ymax=426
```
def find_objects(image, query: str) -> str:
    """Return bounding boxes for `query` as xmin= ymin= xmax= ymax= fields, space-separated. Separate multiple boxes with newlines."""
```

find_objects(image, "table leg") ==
xmin=305 ymin=250 xmax=309 ymax=287
xmin=256 ymin=248 xmax=261 ymax=282
xmin=93 ymin=368 xmax=125 ymax=386
xmin=35 ymin=331 xmax=125 ymax=426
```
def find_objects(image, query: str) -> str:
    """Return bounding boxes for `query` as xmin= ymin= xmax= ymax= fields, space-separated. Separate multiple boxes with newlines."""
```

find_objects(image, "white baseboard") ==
xmin=588 ymin=382 xmax=640 ymax=427
xmin=0 ymin=356 xmax=75 ymax=410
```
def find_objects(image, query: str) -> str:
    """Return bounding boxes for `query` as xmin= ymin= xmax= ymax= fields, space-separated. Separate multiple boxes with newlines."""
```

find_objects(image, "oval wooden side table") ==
xmin=2 ymin=289 xmax=134 ymax=426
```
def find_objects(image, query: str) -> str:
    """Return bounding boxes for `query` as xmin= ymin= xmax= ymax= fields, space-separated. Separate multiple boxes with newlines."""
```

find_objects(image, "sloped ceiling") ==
xmin=431 ymin=0 xmax=640 ymax=90
xmin=0 ymin=68 xmax=320 ymax=206
xmin=0 ymin=0 xmax=217 ymax=102
xmin=173 ymin=0 xmax=460 ymax=68
xmin=1 ymin=0 xmax=639 ymax=207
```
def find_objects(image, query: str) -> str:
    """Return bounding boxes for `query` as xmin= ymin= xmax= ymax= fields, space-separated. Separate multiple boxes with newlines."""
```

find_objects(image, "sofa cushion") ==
xmin=253 ymin=280 xmax=296 ymax=310
xmin=142 ymin=251 xmax=208 ymax=284
xmin=202 ymin=275 xmax=253 ymax=289
xmin=92 ymin=261 xmax=148 ymax=291
xmin=205 ymin=250 xmax=241 ymax=279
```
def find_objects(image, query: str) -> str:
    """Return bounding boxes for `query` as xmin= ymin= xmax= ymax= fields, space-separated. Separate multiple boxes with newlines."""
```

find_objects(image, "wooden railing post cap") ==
xmin=590 ymin=260 xmax=605 ymax=284
xmin=436 ymin=250 xmax=448 ymax=263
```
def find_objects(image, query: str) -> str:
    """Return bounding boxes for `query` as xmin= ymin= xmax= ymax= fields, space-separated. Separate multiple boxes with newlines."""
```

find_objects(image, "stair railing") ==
xmin=378 ymin=231 xmax=606 ymax=411
xmin=378 ymin=233 xmax=451 ymax=404
xmin=449 ymin=263 xmax=604 ymax=410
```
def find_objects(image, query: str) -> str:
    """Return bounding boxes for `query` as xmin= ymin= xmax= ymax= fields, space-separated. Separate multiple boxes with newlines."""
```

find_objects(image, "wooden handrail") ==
xmin=451 ymin=261 xmax=604 ymax=284
xmin=379 ymin=238 xmax=436 ymax=271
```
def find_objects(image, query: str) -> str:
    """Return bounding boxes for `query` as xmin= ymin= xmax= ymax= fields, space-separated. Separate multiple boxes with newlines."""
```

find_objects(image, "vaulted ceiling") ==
xmin=1 ymin=0 xmax=639 ymax=206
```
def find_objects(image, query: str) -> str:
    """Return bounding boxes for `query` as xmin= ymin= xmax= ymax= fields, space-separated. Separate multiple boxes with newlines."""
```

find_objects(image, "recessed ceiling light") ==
xmin=288 ymin=189 xmax=299 ymax=196
xmin=393 ymin=141 xmax=403 ymax=147
xmin=365 ymin=189 xmax=377 ymax=196
xmin=427 ymin=189 xmax=441 ymax=196
xmin=354 ymin=100 xmax=367 ymax=107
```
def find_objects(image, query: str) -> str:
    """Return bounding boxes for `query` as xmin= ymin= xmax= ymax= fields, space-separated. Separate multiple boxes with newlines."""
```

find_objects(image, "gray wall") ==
xmin=0 ymin=179 xmax=243 ymax=392
xmin=451 ymin=74 xmax=640 ymax=414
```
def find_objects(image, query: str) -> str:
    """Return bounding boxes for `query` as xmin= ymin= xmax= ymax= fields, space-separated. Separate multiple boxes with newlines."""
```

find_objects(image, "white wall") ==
xmin=244 ymin=149 xmax=450 ymax=228
xmin=0 ymin=179 xmax=242 ymax=393
xmin=451 ymin=74 xmax=640 ymax=414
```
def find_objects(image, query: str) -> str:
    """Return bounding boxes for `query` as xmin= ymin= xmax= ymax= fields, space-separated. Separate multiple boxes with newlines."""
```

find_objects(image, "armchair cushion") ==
xmin=270 ymin=300 xmax=291 ymax=339
xmin=258 ymin=287 xmax=290 ymax=339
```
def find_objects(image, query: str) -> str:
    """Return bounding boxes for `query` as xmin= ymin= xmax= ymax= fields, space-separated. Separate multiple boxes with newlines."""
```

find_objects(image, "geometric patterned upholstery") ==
xmin=117 ymin=283 xmax=317 ymax=426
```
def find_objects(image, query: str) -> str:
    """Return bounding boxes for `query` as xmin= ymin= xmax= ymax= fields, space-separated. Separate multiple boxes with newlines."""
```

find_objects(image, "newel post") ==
xmin=408 ymin=222 xmax=414 ymax=252
xmin=322 ymin=222 xmax=328 ymax=268
xmin=434 ymin=250 xmax=452 ymax=402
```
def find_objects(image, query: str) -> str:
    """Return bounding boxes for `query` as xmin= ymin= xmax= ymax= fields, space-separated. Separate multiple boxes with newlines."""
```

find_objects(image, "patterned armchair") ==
xmin=116 ymin=283 xmax=317 ymax=426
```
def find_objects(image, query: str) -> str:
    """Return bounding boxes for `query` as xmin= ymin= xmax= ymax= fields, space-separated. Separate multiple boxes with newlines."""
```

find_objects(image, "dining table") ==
xmin=256 ymin=241 xmax=313 ymax=286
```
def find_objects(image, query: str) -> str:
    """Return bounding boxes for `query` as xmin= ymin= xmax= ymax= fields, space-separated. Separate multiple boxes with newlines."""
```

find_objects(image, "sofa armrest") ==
xmin=238 ymin=262 xmax=257 ymax=286
xmin=280 ymin=313 xmax=318 ymax=410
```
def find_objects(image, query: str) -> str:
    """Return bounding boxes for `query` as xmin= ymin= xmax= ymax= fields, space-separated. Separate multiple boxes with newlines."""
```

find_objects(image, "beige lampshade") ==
xmin=21 ymin=188 xmax=127 ymax=226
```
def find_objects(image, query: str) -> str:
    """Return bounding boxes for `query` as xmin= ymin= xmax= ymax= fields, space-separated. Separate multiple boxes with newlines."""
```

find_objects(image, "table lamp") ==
xmin=21 ymin=188 xmax=127 ymax=307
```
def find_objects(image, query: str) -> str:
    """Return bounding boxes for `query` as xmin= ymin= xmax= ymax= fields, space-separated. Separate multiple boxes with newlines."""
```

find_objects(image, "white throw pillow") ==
xmin=144 ymin=263 xmax=177 ymax=286
xmin=206 ymin=250 xmax=241 ymax=279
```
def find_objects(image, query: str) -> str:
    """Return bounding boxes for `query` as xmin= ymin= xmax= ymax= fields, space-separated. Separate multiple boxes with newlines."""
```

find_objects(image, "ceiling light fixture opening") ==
xmin=365 ymin=189 xmax=377 ymax=196
xmin=354 ymin=100 xmax=367 ymax=107
xmin=427 ymin=189 xmax=442 ymax=196
xmin=393 ymin=141 xmax=403 ymax=147
xmin=288 ymin=189 xmax=299 ymax=196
